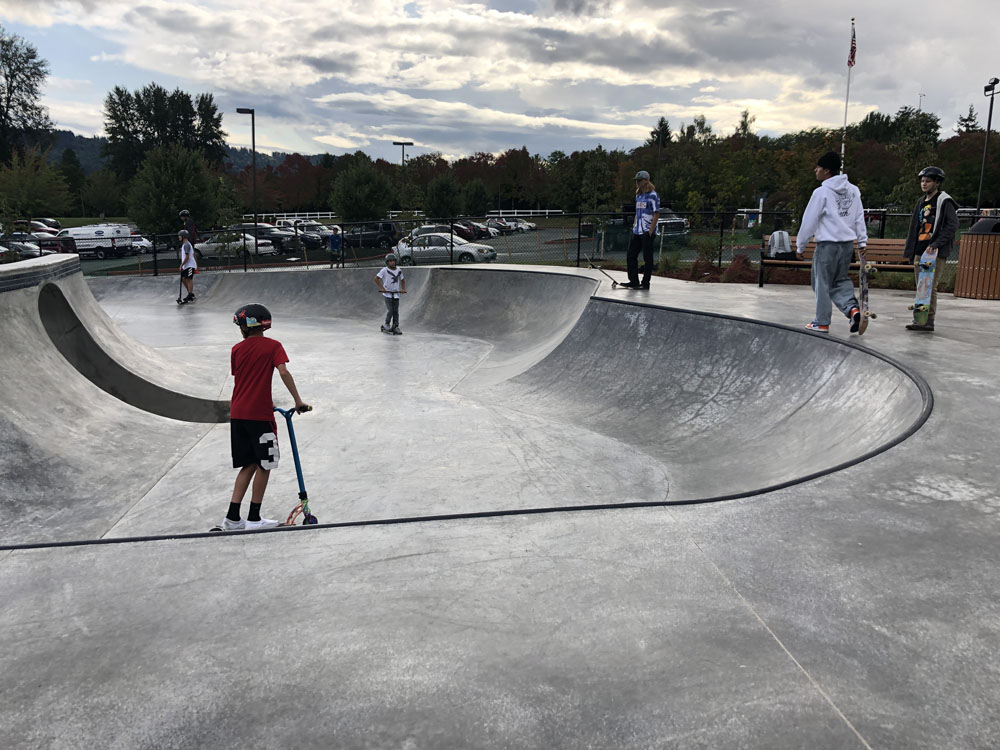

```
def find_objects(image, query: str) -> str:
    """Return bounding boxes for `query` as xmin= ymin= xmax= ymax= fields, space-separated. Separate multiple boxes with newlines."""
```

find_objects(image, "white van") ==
xmin=57 ymin=224 xmax=134 ymax=259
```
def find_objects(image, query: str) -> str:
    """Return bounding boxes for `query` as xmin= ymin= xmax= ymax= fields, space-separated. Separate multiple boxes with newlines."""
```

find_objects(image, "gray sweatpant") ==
xmin=383 ymin=295 xmax=400 ymax=328
xmin=810 ymin=240 xmax=859 ymax=326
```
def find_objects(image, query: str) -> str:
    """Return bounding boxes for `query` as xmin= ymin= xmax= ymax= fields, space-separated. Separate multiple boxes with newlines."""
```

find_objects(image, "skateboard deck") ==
xmin=856 ymin=247 xmax=877 ymax=335
xmin=909 ymin=248 xmax=937 ymax=325
xmin=584 ymin=254 xmax=621 ymax=288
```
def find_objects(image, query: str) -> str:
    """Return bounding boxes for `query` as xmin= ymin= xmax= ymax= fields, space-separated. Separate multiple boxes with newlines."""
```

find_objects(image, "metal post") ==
xmin=717 ymin=210 xmax=725 ymax=268
xmin=152 ymin=233 xmax=159 ymax=276
xmin=249 ymin=111 xmax=255 ymax=273
xmin=977 ymin=79 xmax=998 ymax=214
xmin=576 ymin=213 xmax=582 ymax=267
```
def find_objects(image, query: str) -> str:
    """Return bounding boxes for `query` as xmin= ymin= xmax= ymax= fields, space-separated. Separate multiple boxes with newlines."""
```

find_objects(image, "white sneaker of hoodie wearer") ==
xmin=245 ymin=517 xmax=281 ymax=530
xmin=219 ymin=517 xmax=245 ymax=531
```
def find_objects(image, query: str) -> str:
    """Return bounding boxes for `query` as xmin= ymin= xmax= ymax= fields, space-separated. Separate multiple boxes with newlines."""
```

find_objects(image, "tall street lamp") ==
xmin=392 ymin=140 xmax=413 ymax=165
xmin=236 ymin=107 xmax=256 ymax=272
xmin=976 ymin=78 xmax=999 ymax=214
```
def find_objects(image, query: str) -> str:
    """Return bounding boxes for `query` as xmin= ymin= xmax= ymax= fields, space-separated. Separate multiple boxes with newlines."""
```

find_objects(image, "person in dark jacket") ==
xmin=903 ymin=166 xmax=959 ymax=331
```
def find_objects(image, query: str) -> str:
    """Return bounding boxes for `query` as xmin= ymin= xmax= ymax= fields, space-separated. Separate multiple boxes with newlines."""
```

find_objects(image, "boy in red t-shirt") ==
xmin=217 ymin=303 xmax=310 ymax=531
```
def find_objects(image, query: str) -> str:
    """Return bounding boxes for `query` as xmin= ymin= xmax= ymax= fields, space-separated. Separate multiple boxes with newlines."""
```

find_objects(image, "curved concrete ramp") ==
xmin=39 ymin=282 xmax=229 ymax=423
xmin=474 ymin=297 xmax=930 ymax=500
xmin=0 ymin=257 xmax=225 ymax=545
xmin=0 ymin=260 xmax=930 ymax=545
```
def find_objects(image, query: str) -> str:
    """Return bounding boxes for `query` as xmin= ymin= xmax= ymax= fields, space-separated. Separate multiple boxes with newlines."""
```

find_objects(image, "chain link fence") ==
xmin=77 ymin=209 xmax=982 ymax=280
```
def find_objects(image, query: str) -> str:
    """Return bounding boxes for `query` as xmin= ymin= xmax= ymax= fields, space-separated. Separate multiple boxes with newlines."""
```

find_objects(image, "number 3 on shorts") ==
xmin=259 ymin=432 xmax=279 ymax=470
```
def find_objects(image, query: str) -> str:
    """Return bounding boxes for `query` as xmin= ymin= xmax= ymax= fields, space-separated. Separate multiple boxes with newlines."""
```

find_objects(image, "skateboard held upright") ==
xmin=909 ymin=248 xmax=937 ymax=326
xmin=856 ymin=246 xmax=877 ymax=335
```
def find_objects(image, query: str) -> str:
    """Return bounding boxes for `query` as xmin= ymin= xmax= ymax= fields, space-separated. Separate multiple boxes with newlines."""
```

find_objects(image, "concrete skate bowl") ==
xmin=0 ymin=259 xmax=931 ymax=547
xmin=468 ymin=295 xmax=932 ymax=502
xmin=89 ymin=265 xmax=930 ymax=507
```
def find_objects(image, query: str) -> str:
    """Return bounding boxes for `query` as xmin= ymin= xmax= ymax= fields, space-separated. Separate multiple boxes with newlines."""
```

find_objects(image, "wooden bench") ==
xmin=759 ymin=236 xmax=911 ymax=287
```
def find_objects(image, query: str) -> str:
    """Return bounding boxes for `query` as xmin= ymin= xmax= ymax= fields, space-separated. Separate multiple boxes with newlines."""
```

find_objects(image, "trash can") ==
xmin=954 ymin=218 xmax=1000 ymax=299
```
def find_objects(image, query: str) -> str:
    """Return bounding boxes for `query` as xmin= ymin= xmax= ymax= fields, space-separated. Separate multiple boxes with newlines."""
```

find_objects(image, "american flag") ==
xmin=847 ymin=26 xmax=857 ymax=68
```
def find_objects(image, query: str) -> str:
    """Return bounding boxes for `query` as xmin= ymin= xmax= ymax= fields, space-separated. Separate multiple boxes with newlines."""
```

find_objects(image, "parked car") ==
xmin=471 ymin=221 xmax=499 ymax=238
xmin=486 ymin=217 xmax=516 ymax=235
xmin=395 ymin=233 xmax=497 ymax=265
xmin=130 ymin=234 xmax=154 ymax=254
xmin=1 ymin=238 xmax=52 ymax=259
xmin=342 ymin=221 xmax=402 ymax=250
xmin=276 ymin=219 xmax=335 ymax=237
xmin=14 ymin=231 xmax=77 ymax=254
xmin=656 ymin=210 xmax=690 ymax=242
xmin=408 ymin=224 xmax=452 ymax=241
xmin=271 ymin=219 xmax=326 ymax=248
xmin=56 ymin=224 xmax=133 ymax=259
xmin=14 ymin=219 xmax=57 ymax=235
xmin=36 ymin=217 xmax=61 ymax=230
xmin=230 ymin=222 xmax=301 ymax=252
xmin=450 ymin=222 xmax=478 ymax=241
xmin=512 ymin=218 xmax=536 ymax=232
xmin=196 ymin=231 xmax=277 ymax=258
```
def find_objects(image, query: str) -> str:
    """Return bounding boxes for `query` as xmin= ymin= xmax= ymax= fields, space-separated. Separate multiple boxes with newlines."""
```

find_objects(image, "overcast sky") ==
xmin=2 ymin=0 xmax=996 ymax=162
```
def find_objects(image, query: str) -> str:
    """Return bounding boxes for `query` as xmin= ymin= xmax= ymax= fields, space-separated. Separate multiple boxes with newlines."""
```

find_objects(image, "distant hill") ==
xmin=45 ymin=131 xmax=322 ymax=174
xmin=49 ymin=130 xmax=109 ymax=174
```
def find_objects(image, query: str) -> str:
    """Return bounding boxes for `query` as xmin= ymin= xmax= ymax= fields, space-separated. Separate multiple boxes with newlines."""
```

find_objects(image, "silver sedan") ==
xmin=395 ymin=233 xmax=497 ymax=265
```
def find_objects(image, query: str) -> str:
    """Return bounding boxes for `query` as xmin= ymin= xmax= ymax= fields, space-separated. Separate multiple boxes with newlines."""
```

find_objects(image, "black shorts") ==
xmin=180 ymin=267 xmax=196 ymax=279
xmin=231 ymin=419 xmax=280 ymax=470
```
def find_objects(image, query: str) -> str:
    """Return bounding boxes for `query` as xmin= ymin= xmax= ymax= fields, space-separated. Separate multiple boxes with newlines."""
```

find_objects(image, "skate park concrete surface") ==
xmin=1 ymin=255 xmax=998 ymax=749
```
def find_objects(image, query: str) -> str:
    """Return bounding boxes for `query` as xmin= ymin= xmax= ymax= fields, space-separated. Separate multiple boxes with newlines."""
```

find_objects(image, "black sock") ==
xmin=226 ymin=502 xmax=242 ymax=522
xmin=248 ymin=502 xmax=262 ymax=522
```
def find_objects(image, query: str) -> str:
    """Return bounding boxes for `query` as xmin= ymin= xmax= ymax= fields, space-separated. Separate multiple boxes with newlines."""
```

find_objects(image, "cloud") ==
xmin=7 ymin=0 xmax=998 ymax=161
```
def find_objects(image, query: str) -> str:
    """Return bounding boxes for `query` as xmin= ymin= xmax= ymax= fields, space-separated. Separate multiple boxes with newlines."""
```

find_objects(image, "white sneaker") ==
xmin=220 ymin=517 xmax=245 ymax=531
xmin=245 ymin=517 xmax=281 ymax=530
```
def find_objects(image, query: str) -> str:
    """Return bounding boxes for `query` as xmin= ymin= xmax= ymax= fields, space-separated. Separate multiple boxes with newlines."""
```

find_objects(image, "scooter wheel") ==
xmin=303 ymin=513 xmax=318 ymax=525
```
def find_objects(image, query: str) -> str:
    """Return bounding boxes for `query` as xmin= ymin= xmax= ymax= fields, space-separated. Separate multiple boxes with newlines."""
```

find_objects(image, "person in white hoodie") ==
xmin=796 ymin=151 xmax=868 ymax=333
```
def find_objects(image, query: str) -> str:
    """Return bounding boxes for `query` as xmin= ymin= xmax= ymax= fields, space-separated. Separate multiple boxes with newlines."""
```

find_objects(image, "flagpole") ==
xmin=841 ymin=18 xmax=856 ymax=173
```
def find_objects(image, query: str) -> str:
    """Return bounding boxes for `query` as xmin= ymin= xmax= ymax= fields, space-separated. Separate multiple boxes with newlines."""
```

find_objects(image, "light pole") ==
xmin=392 ymin=140 xmax=413 ymax=165
xmin=976 ymin=78 xmax=999 ymax=214
xmin=236 ymin=107 xmax=256 ymax=272
xmin=918 ymin=92 xmax=925 ymax=111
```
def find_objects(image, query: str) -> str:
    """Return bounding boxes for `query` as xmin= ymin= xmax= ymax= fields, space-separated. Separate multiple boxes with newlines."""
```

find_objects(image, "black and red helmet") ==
xmin=233 ymin=303 xmax=272 ymax=330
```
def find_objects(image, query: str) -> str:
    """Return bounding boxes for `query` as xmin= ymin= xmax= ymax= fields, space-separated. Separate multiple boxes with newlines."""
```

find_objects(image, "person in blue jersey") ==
xmin=621 ymin=170 xmax=660 ymax=289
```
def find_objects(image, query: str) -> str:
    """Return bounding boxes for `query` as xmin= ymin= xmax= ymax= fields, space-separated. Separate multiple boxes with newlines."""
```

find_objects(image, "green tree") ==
xmin=0 ymin=145 xmax=69 ymax=218
xmin=646 ymin=117 xmax=672 ymax=149
xmin=329 ymin=154 xmax=394 ymax=221
xmin=424 ymin=172 xmax=461 ymax=219
xmin=0 ymin=25 xmax=52 ymax=164
xmin=59 ymin=148 xmax=86 ymax=215
xmin=81 ymin=169 xmax=125 ymax=217
xmin=103 ymin=83 xmax=226 ymax=177
xmin=956 ymin=104 xmax=981 ymax=134
xmin=851 ymin=111 xmax=894 ymax=142
xmin=126 ymin=144 xmax=216 ymax=233
xmin=461 ymin=178 xmax=492 ymax=216
xmin=579 ymin=146 xmax=615 ymax=212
